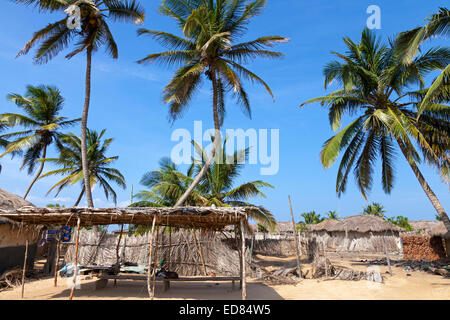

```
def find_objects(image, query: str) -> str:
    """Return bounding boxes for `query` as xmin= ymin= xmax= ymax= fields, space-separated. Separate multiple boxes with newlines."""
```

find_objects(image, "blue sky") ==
xmin=0 ymin=0 xmax=448 ymax=223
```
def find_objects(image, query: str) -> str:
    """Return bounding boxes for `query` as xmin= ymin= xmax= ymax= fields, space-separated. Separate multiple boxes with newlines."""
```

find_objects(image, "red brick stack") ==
xmin=401 ymin=235 xmax=447 ymax=261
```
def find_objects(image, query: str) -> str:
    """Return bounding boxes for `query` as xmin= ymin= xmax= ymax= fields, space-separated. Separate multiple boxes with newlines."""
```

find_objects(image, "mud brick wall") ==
xmin=401 ymin=235 xmax=447 ymax=261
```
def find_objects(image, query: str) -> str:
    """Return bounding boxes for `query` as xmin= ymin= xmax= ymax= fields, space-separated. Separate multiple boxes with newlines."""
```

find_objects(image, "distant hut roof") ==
xmin=326 ymin=215 xmax=402 ymax=233
xmin=309 ymin=219 xmax=340 ymax=232
xmin=408 ymin=220 xmax=447 ymax=237
xmin=276 ymin=222 xmax=296 ymax=233
xmin=0 ymin=188 xmax=34 ymax=225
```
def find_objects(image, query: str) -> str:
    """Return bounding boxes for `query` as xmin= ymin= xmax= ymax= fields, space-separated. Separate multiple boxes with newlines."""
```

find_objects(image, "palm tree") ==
xmin=0 ymin=85 xmax=79 ymax=199
xmin=135 ymin=140 xmax=276 ymax=231
xmin=137 ymin=0 xmax=287 ymax=206
xmin=14 ymin=0 xmax=145 ymax=208
xmin=135 ymin=157 xmax=208 ymax=207
xmin=192 ymin=138 xmax=276 ymax=231
xmin=300 ymin=28 xmax=450 ymax=232
xmin=361 ymin=202 xmax=386 ymax=218
xmin=39 ymin=129 xmax=126 ymax=206
xmin=326 ymin=210 xmax=339 ymax=220
xmin=395 ymin=7 xmax=449 ymax=115
xmin=300 ymin=211 xmax=323 ymax=224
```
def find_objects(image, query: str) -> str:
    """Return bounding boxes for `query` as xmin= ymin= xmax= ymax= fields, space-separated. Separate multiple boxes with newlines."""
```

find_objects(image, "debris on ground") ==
xmin=254 ymin=265 xmax=300 ymax=285
xmin=367 ymin=259 xmax=450 ymax=278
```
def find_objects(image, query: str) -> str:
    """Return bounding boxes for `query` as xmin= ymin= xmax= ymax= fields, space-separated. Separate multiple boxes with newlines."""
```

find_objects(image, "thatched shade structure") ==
xmin=308 ymin=215 xmax=403 ymax=255
xmin=0 ymin=206 xmax=255 ymax=231
xmin=0 ymin=204 xmax=252 ymax=300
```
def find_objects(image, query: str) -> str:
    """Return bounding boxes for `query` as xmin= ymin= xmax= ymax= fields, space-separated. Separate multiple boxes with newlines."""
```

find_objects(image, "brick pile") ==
xmin=401 ymin=235 xmax=447 ymax=261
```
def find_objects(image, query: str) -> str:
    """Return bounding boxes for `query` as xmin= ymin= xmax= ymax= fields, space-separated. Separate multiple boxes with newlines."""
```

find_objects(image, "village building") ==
xmin=0 ymin=188 xmax=41 ymax=275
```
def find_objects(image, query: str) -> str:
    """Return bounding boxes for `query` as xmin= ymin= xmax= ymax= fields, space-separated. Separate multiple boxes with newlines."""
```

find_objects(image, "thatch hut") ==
xmin=0 ymin=188 xmax=41 ymax=274
xmin=309 ymin=215 xmax=403 ymax=255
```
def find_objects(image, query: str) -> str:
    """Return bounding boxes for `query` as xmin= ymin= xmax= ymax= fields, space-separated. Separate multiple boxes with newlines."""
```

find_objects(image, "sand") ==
xmin=1 ymin=255 xmax=449 ymax=300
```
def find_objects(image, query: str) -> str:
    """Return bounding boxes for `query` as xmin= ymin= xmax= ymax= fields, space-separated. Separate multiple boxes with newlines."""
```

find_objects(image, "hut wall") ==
xmin=250 ymin=232 xmax=309 ymax=256
xmin=401 ymin=235 xmax=447 ymax=261
xmin=63 ymin=229 xmax=253 ymax=277
xmin=309 ymin=230 xmax=402 ymax=254
xmin=0 ymin=224 xmax=42 ymax=274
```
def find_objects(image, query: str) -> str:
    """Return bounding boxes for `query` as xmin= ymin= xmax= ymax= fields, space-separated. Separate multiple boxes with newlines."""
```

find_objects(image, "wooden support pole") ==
xmin=288 ymin=195 xmax=302 ymax=278
xmin=69 ymin=216 xmax=81 ymax=300
xmin=152 ymin=229 xmax=159 ymax=298
xmin=168 ymin=228 xmax=172 ymax=270
xmin=21 ymin=240 xmax=28 ymax=299
xmin=240 ymin=218 xmax=247 ymax=300
xmin=114 ymin=224 xmax=124 ymax=287
xmin=147 ymin=217 xmax=156 ymax=300
xmin=322 ymin=241 xmax=328 ymax=278
xmin=54 ymin=229 xmax=61 ymax=287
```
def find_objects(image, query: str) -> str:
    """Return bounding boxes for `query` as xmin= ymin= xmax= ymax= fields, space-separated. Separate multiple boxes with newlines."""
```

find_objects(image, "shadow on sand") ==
xmin=48 ymin=279 xmax=285 ymax=300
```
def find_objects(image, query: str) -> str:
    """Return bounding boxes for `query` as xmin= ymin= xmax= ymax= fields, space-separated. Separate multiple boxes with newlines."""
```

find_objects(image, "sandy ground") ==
xmin=1 ymin=255 xmax=449 ymax=300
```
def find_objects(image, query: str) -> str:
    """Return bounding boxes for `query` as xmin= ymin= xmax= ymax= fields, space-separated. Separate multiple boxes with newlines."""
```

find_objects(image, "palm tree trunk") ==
xmin=73 ymin=187 xmax=85 ymax=207
xmin=174 ymin=69 xmax=221 ymax=207
xmin=396 ymin=137 xmax=450 ymax=233
xmin=23 ymin=145 xmax=47 ymax=199
xmin=81 ymin=46 xmax=94 ymax=208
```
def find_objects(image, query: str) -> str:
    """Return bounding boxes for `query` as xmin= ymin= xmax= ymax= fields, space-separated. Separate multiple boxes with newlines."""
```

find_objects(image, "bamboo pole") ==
xmin=69 ymin=216 xmax=81 ymax=300
xmin=288 ymin=195 xmax=302 ymax=277
xmin=54 ymin=229 xmax=61 ymax=287
xmin=147 ymin=217 xmax=156 ymax=299
xmin=21 ymin=240 xmax=28 ymax=299
xmin=114 ymin=224 xmax=124 ymax=287
xmin=240 ymin=218 xmax=247 ymax=300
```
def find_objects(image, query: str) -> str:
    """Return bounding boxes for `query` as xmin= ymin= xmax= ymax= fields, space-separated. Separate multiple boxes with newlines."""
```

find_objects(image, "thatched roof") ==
xmin=0 ymin=188 xmax=34 ymax=225
xmin=324 ymin=215 xmax=402 ymax=233
xmin=0 ymin=206 xmax=254 ymax=230
xmin=408 ymin=220 xmax=447 ymax=236
xmin=276 ymin=222 xmax=297 ymax=233
xmin=309 ymin=219 xmax=340 ymax=231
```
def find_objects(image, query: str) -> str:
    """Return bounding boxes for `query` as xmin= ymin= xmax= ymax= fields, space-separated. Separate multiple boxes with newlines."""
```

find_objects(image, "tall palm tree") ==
xmin=395 ymin=7 xmax=449 ymax=115
xmin=0 ymin=85 xmax=79 ymax=198
xmin=300 ymin=29 xmax=450 ymax=232
xmin=38 ymin=129 xmax=126 ymax=206
xmin=361 ymin=202 xmax=386 ymax=218
xmin=14 ymin=0 xmax=145 ymax=208
xmin=137 ymin=0 xmax=287 ymax=206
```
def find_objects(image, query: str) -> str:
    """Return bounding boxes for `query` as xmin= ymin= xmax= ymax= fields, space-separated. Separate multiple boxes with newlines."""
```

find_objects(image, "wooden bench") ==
xmin=95 ymin=274 xmax=241 ymax=292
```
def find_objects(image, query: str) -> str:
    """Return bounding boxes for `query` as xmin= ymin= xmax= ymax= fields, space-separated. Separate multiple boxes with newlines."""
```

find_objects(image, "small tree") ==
xmin=362 ymin=202 xmax=386 ymax=218
xmin=301 ymin=211 xmax=324 ymax=224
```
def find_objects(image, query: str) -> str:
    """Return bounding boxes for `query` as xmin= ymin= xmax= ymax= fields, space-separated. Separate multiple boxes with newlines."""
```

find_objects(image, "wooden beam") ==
xmin=69 ymin=216 xmax=81 ymax=300
xmin=21 ymin=240 xmax=28 ymax=299
xmin=240 ymin=218 xmax=247 ymax=300
xmin=288 ymin=195 xmax=302 ymax=277
xmin=147 ymin=217 xmax=156 ymax=299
